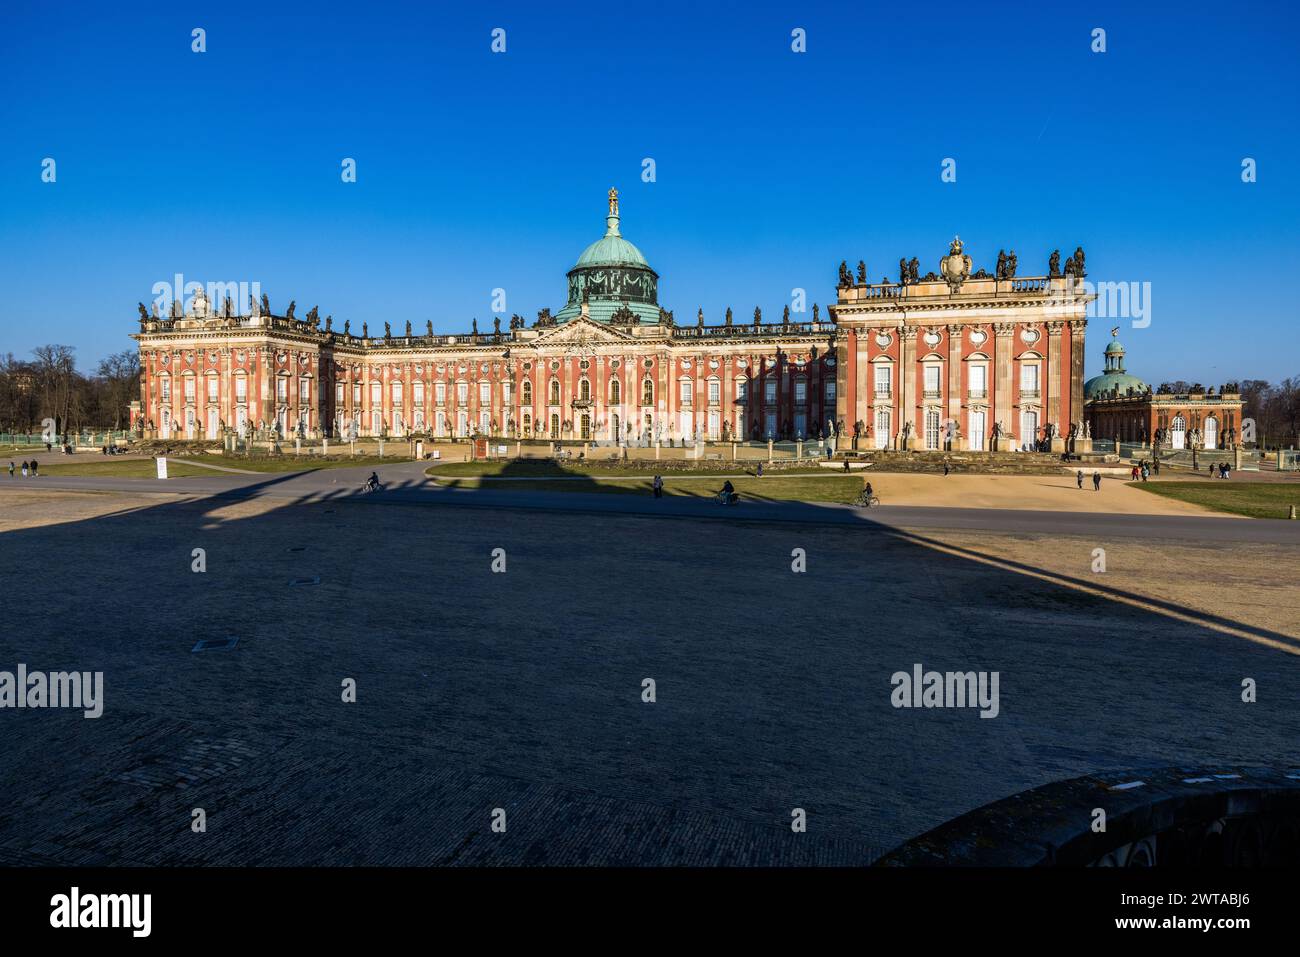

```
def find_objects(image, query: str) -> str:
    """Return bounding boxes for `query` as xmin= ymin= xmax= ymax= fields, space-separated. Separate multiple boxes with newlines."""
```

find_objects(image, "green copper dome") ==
xmin=574 ymin=234 xmax=650 ymax=269
xmin=555 ymin=189 xmax=660 ymax=324
xmin=1084 ymin=336 xmax=1148 ymax=399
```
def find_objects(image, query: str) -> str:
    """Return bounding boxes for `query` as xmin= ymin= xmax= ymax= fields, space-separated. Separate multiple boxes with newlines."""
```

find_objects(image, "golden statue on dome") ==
xmin=608 ymin=187 xmax=619 ymax=217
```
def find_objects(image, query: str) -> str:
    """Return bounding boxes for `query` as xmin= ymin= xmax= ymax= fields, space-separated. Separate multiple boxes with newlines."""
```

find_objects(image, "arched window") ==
xmin=579 ymin=378 xmax=591 ymax=402
xmin=1204 ymin=415 xmax=1218 ymax=450
xmin=549 ymin=379 xmax=560 ymax=404
xmin=642 ymin=379 xmax=654 ymax=405
xmin=609 ymin=378 xmax=621 ymax=403
xmin=521 ymin=380 xmax=532 ymax=404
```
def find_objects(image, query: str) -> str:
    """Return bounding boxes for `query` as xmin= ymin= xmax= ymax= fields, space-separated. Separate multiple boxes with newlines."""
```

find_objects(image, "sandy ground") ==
xmin=845 ymin=471 xmax=1229 ymax=516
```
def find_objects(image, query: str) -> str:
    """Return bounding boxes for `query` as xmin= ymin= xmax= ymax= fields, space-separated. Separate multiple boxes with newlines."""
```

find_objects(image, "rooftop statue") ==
xmin=137 ymin=302 xmax=149 ymax=322
xmin=384 ymin=321 xmax=392 ymax=339
xmin=285 ymin=300 xmax=296 ymax=320
xmin=838 ymin=260 xmax=852 ymax=288
xmin=406 ymin=320 xmax=413 ymax=337
xmin=608 ymin=186 xmax=619 ymax=217
xmin=782 ymin=305 xmax=790 ymax=324
xmin=812 ymin=303 xmax=819 ymax=321
xmin=697 ymin=307 xmax=704 ymax=327
xmin=362 ymin=322 xmax=368 ymax=338
xmin=324 ymin=315 xmax=332 ymax=332
xmin=428 ymin=320 xmax=434 ymax=335
xmin=223 ymin=295 xmax=234 ymax=318
xmin=191 ymin=286 xmax=210 ymax=318
xmin=856 ymin=260 xmax=866 ymax=284
xmin=261 ymin=293 xmax=271 ymax=316
xmin=899 ymin=257 xmax=909 ymax=285
xmin=305 ymin=305 xmax=319 ymax=326
xmin=1006 ymin=251 xmax=1017 ymax=278
xmin=1048 ymin=250 xmax=1061 ymax=278
xmin=344 ymin=319 xmax=350 ymax=335
xmin=908 ymin=257 xmax=920 ymax=283
xmin=996 ymin=249 xmax=1007 ymax=279
xmin=725 ymin=306 xmax=733 ymax=326
xmin=753 ymin=306 xmax=762 ymax=325
xmin=1073 ymin=246 xmax=1086 ymax=278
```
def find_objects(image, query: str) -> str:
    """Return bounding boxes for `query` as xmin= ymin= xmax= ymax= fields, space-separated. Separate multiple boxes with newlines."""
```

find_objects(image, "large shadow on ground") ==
xmin=0 ymin=470 xmax=1296 ymax=866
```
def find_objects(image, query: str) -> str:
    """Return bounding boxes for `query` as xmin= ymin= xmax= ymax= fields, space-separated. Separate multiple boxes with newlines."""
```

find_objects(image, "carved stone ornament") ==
xmin=939 ymin=236 xmax=972 ymax=291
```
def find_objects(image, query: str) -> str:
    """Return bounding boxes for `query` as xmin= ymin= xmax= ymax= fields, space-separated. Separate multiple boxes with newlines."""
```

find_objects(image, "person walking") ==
xmin=21 ymin=461 xmax=29 ymax=477
xmin=1076 ymin=469 xmax=1084 ymax=489
xmin=30 ymin=459 xmax=38 ymax=476
xmin=1092 ymin=470 xmax=1101 ymax=491
xmin=943 ymin=462 xmax=950 ymax=477
xmin=652 ymin=474 xmax=663 ymax=499
xmin=756 ymin=462 xmax=764 ymax=479
xmin=7 ymin=461 xmax=13 ymax=477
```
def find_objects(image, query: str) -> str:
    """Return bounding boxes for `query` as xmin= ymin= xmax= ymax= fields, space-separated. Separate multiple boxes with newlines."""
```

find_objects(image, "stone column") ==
xmin=1047 ymin=320 xmax=1064 ymax=444
xmin=899 ymin=326 xmax=917 ymax=449
xmin=1069 ymin=319 xmax=1087 ymax=430
xmin=946 ymin=324 xmax=963 ymax=449
xmin=994 ymin=323 xmax=1015 ymax=448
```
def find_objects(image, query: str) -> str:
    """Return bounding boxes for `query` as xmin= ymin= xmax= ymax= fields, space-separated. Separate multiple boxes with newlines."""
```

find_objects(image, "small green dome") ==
xmin=574 ymin=234 xmax=650 ymax=269
xmin=1084 ymin=371 xmax=1148 ymax=399
xmin=1086 ymin=333 xmax=1147 ymax=398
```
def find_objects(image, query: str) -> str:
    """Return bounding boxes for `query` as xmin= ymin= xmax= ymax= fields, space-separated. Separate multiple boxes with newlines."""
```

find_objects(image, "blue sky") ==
xmin=1 ymin=0 xmax=1296 ymax=382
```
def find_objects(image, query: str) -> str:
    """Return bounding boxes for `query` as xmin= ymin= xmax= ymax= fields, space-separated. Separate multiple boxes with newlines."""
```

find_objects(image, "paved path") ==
xmin=5 ymin=462 xmax=1299 ymax=544
xmin=0 ymin=465 xmax=1295 ymax=866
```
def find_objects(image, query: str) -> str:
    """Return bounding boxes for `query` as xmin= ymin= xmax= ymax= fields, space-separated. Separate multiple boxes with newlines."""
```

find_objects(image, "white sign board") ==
xmin=155 ymin=456 xmax=169 ymax=480
xmin=432 ymin=450 xmax=441 ymax=460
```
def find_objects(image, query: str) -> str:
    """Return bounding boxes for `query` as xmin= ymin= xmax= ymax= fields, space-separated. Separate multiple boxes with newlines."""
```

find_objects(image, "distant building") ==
xmin=1084 ymin=332 xmax=1243 ymax=450
xmin=130 ymin=192 xmax=1095 ymax=451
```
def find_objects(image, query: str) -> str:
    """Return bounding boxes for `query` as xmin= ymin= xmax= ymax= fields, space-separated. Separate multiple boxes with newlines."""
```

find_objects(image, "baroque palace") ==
xmin=131 ymin=190 xmax=1099 ymax=452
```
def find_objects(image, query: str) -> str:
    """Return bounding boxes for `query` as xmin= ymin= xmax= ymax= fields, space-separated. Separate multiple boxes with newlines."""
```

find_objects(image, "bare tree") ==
xmin=96 ymin=350 xmax=141 ymax=431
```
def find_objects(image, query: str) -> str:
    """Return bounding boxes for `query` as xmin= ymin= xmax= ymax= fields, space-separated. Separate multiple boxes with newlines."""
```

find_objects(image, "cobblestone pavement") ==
xmin=0 ymin=483 xmax=1296 ymax=865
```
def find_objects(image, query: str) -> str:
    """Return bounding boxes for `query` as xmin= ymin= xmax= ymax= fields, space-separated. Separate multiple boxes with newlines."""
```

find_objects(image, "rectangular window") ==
xmin=794 ymin=380 xmax=807 ymax=403
xmin=824 ymin=380 xmax=836 ymax=403
xmin=392 ymin=381 xmax=403 ymax=404
xmin=277 ymin=378 xmax=288 ymax=401
xmin=184 ymin=378 xmax=195 ymax=401
xmin=207 ymin=378 xmax=219 ymax=401
xmin=235 ymin=378 xmax=246 ymax=402
xmin=335 ymin=383 xmax=344 ymax=404
xmin=969 ymin=365 xmax=987 ymax=396
xmin=370 ymin=382 xmax=381 ymax=404
xmin=680 ymin=379 xmax=692 ymax=403
xmin=436 ymin=382 xmax=446 ymax=405
xmin=923 ymin=365 xmax=941 ymax=395
xmin=736 ymin=379 xmax=748 ymax=402
xmin=413 ymin=381 xmax=424 ymax=405
xmin=479 ymin=382 xmax=490 ymax=404
xmin=352 ymin=383 xmax=361 ymax=404
xmin=300 ymin=379 xmax=311 ymax=402
xmin=457 ymin=382 xmax=468 ymax=404
xmin=503 ymin=382 xmax=512 ymax=405
xmin=764 ymin=380 xmax=777 ymax=403
xmin=160 ymin=378 xmax=171 ymax=400
xmin=1020 ymin=364 xmax=1040 ymax=394
xmin=708 ymin=379 xmax=720 ymax=403
xmin=874 ymin=365 xmax=891 ymax=396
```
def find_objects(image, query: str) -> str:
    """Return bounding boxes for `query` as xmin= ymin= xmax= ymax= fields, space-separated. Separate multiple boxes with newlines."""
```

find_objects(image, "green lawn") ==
xmin=194 ymin=454 xmax=392 ymax=473
xmin=12 ymin=459 xmax=211 ymax=478
xmin=428 ymin=459 xmax=832 ymax=479
xmin=433 ymin=472 xmax=867 ymax=504
xmin=1133 ymin=481 xmax=1300 ymax=519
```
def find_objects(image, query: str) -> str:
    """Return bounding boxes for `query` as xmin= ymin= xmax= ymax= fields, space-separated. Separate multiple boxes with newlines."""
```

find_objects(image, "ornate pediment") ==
xmin=532 ymin=315 xmax=637 ymax=346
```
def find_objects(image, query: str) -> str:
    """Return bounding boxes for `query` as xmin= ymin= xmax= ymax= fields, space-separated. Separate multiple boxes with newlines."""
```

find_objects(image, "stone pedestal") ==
xmin=1050 ymin=436 xmax=1066 ymax=454
xmin=992 ymin=436 xmax=1015 ymax=452
xmin=905 ymin=436 xmax=921 ymax=451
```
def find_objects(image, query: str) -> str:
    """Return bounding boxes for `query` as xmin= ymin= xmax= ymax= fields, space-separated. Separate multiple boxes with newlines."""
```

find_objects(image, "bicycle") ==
xmin=854 ymin=490 xmax=881 ymax=508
